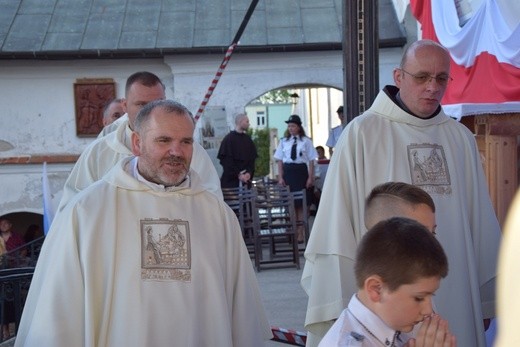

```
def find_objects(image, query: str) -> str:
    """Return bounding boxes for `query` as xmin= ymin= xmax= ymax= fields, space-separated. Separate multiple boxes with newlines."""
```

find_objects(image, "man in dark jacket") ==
xmin=217 ymin=113 xmax=258 ymax=188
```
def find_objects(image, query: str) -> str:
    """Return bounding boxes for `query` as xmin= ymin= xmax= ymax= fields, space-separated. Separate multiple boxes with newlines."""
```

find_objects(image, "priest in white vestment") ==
xmin=16 ymin=100 xmax=271 ymax=347
xmin=301 ymin=40 xmax=501 ymax=347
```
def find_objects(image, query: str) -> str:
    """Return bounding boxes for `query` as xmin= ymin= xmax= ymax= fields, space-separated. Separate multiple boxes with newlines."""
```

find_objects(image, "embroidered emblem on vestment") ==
xmin=407 ymin=144 xmax=451 ymax=195
xmin=140 ymin=218 xmax=191 ymax=281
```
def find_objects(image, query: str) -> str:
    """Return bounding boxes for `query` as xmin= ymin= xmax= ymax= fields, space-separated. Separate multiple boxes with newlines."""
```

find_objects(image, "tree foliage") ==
xmin=248 ymin=127 xmax=271 ymax=177
xmin=255 ymin=89 xmax=292 ymax=104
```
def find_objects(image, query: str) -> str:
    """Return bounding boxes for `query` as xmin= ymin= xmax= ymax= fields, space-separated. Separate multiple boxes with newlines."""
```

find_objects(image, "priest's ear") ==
xmin=393 ymin=67 xmax=404 ymax=87
xmin=131 ymin=131 xmax=142 ymax=156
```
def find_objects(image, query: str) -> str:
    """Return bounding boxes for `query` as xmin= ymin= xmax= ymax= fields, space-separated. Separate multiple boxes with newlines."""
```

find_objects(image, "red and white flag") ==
xmin=410 ymin=0 xmax=520 ymax=119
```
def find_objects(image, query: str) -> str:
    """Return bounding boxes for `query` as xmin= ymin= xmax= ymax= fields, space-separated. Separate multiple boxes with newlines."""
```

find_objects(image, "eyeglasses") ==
xmin=400 ymin=68 xmax=453 ymax=86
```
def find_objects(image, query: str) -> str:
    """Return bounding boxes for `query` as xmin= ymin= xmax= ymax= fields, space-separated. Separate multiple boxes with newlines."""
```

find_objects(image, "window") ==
xmin=256 ymin=111 xmax=266 ymax=127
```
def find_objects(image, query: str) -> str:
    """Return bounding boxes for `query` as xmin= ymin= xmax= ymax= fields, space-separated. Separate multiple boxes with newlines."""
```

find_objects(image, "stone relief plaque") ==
xmin=74 ymin=78 xmax=116 ymax=137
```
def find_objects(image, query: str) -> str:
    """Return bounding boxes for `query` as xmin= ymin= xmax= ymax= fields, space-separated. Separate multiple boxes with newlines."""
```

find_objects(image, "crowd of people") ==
xmin=6 ymin=38 xmax=518 ymax=346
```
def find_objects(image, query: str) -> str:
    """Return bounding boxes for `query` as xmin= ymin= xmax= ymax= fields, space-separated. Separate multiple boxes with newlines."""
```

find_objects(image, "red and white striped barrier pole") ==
xmin=193 ymin=0 xmax=259 ymax=122
xmin=271 ymin=326 xmax=307 ymax=346
xmin=194 ymin=42 xmax=237 ymax=122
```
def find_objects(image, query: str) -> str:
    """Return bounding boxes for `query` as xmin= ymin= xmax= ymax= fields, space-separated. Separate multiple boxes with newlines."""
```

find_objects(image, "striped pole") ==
xmin=271 ymin=326 xmax=307 ymax=346
xmin=194 ymin=0 xmax=259 ymax=122
xmin=194 ymin=42 xmax=237 ymax=121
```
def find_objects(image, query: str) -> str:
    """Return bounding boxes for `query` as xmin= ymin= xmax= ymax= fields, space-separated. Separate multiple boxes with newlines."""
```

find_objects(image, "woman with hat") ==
xmin=273 ymin=115 xmax=318 ymax=243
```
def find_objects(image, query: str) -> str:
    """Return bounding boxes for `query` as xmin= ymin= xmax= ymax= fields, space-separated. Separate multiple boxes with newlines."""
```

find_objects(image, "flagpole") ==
xmin=194 ymin=0 xmax=260 ymax=122
xmin=42 ymin=162 xmax=55 ymax=235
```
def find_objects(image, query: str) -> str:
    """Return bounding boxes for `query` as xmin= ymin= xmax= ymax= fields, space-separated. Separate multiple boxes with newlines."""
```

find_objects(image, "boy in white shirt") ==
xmin=319 ymin=217 xmax=456 ymax=347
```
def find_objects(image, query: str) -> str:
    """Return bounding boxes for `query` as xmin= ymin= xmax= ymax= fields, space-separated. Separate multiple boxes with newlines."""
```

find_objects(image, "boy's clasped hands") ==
xmin=405 ymin=314 xmax=456 ymax=347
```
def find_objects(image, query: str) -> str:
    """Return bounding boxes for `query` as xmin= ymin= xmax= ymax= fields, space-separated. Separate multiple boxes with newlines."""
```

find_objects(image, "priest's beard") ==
xmin=138 ymin=155 xmax=190 ymax=187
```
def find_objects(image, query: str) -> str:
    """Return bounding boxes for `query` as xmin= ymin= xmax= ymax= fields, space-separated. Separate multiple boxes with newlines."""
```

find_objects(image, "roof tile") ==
xmin=3 ymin=14 xmax=50 ymax=51
xmin=0 ymin=0 xmax=405 ymax=57
xmin=81 ymin=13 xmax=123 ymax=50
xmin=157 ymin=11 xmax=195 ymax=48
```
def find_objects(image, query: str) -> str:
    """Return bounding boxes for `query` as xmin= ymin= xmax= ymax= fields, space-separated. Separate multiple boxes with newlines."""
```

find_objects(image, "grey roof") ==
xmin=0 ymin=0 xmax=405 ymax=59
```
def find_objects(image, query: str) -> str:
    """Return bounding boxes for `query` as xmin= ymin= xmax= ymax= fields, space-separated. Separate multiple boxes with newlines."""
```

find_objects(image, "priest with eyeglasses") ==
xmin=302 ymin=39 xmax=501 ymax=347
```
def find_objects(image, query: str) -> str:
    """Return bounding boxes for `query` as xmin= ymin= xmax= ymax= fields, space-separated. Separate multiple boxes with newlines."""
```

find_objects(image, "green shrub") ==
xmin=248 ymin=128 xmax=271 ymax=177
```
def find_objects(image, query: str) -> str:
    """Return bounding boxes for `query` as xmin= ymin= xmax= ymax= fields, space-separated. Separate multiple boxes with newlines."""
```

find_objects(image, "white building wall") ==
xmin=0 ymin=59 xmax=173 ymax=155
xmin=0 ymin=48 xmax=403 ymax=216
xmin=167 ymin=51 xmax=345 ymax=125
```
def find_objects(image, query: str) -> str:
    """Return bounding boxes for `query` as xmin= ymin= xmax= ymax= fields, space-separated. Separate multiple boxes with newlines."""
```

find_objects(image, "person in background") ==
xmin=311 ymin=146 xmax=328 ymax=214
xmin=0 ymin=218 xmax=26 ymax=339
xmin=217 ymin=113 xmax=257 ymax=188
xmin=0 ymin=219 xmax=24 ymax=252
xmin=315 ymin=146 xmax=327 ymax=161
xmin=57 ymin=71 xmax=221 ymax=211
xmin=0 ymin=218 xmax=26 ymax=260
xmin=302 ymin=40 xmax=501 ymax=347
xmin=0 ymin=236 xmax=5 ymax=267
xmin=0 ymin=236 xmax=5 ymax=258
xmin=15 ymin=100 xmax=272 ymax=346
xmin=102 ymin=98 xmax=125 ymax=126
xmin=273 ymin=114 xmax=318 ymax=243
xmin=319 ymin=217 xmax=456 ymax=347
xmin=325 ymin=106 xmax=344 ymax=157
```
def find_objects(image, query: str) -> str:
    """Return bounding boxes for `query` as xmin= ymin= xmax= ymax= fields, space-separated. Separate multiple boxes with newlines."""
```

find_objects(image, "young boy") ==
xmin=364 ymin=182 xmax=436 ymax=233
xmin=318 ymin=217 xmax=456 ymax=346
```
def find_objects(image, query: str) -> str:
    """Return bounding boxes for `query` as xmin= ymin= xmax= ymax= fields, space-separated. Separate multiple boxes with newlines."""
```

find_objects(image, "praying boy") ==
xmin=319 ymin=217 xmax=456 ymax=347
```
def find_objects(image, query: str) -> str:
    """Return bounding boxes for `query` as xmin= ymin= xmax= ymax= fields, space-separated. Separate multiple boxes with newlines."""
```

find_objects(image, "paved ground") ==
xmin=0 ymin=257 xmax=309 ymax=347
xmin=255 ymin=253 xmax=308 ymax=347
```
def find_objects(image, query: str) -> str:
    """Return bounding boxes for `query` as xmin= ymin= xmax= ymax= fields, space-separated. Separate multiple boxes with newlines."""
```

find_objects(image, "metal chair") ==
xmin=255 ymin=181 xmax=310 ymax=245
xmin=222 ymin=186 xmax=258 ymax=255
xmin=253 ymin=185 xmax=300 ymax=271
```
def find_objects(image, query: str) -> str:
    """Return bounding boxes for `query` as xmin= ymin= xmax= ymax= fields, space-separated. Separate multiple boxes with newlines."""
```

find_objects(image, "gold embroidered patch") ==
xmin=140 ymin=218 xmax=191 ymax=281
xmin=407 ymin=144 xmax=452 ymax=195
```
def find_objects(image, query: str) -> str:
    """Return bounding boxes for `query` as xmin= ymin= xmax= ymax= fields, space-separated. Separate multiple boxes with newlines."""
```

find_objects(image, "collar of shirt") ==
xmin=384 ymin=86 xmax=441 ymax=119
xmin=348 ymin=294 xmax=404 ymax=346
xmin=130 ymin=157 xmax=191 ymax=192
